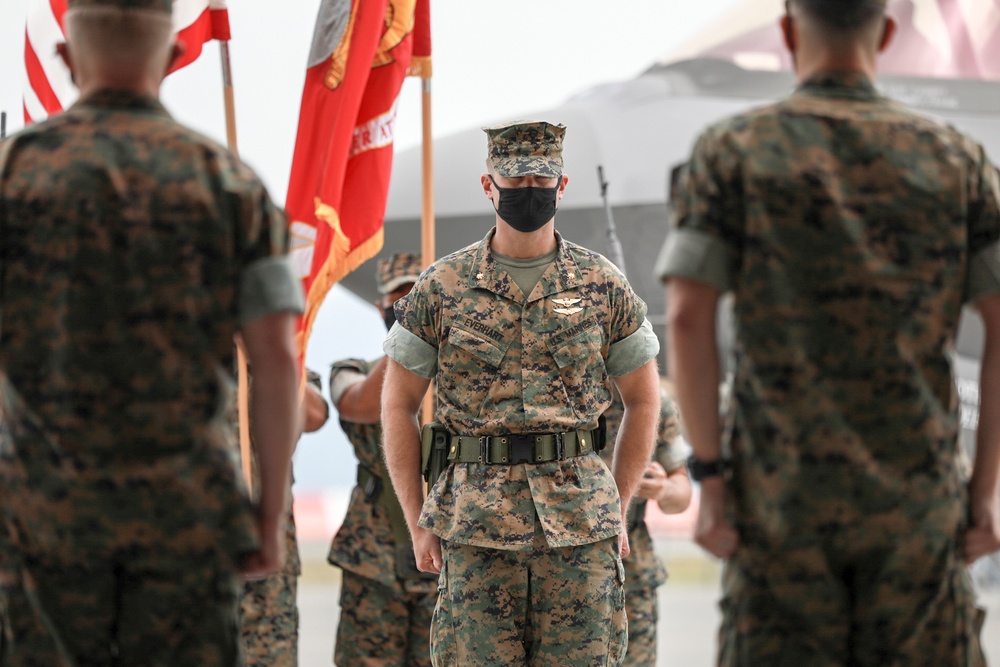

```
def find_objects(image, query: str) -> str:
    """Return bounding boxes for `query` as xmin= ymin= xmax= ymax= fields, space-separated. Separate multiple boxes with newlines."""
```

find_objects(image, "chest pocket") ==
xmin=440 ymin=324 xmax=512 ymax=421
xmin=546 ymin=323 xmax=610 ymax=420
xmin=447 ymin=325 xmax=509 ymax=368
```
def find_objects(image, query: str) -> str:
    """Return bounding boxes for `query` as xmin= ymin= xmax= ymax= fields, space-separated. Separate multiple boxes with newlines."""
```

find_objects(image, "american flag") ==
xmin=23 ymin=0 xmax=230 ymax=124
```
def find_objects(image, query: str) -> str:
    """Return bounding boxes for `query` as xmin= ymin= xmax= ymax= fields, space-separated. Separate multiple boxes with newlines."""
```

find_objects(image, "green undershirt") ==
xmin=492 ymin=247 xmax=559 ymax=299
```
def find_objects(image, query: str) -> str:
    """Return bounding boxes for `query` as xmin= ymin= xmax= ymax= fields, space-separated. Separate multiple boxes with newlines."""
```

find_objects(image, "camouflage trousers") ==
xmin=240 ymin=569 xmax=299 ymax=667
xmin=621 ymin=583 xmax=657 ymax=667
xmin=431 ymin=535 xmax=627 ymax=667
xmin=334 ymin=570 xmax=437 ymax=667
xmin=4 ymin=552 xmax=242 ymax=666
xmin=718 ymin=518 xmax=986 ymax=666
xmin=240 ymin=502 xmax=300 ymax=667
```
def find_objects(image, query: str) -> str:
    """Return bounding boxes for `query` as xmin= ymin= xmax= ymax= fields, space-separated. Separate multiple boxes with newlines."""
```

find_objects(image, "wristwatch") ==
xmin=686 ymin=454 xmax=729 ymax=481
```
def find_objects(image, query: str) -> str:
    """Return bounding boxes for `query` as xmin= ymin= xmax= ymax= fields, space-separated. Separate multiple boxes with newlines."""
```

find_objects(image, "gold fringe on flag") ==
xmin=294 ymin=199 xmax=385 ymax=362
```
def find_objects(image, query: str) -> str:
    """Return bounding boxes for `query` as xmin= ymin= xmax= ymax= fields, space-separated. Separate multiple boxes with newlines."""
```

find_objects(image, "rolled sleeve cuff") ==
xmin=305 ymin=368 xmax=322 ymax=391
xmin=654 ymin=228 xmax=735 ymax=292
xmin=329 ymin=368 xmax=366 ymax=406
xmin=606 ymin=319 xmax=660 ymax=377
xmin=660 ymin=437 xmax=692 ymax=472
xmin=239 ymin=256 xmax=305 ymax=326
xmin=383 ymin=323 xmax=438 ymax=379
xmin=968 ymin=241 xmax=1000 ymax=304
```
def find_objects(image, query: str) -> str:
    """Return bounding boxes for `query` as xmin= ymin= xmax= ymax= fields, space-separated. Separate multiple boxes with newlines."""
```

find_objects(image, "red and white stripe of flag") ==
xmin=23 ymin=0 xmax=230 ymax=125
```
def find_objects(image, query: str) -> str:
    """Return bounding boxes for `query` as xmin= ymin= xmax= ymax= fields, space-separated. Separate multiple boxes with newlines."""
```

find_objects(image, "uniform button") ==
xmin=568 ymin=272 xmax=575 ymax=279
xmin=476 ymin=273 xmax=484 ymax=279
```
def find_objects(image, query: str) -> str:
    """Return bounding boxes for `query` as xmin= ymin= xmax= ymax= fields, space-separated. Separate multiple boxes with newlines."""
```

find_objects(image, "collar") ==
xmin=795 ymin=71 xmax=879 ymax=101
xmin=74 ymin=89 xmax=170 ymax=117
xmin=467 ymin=228 xmax=585 ymax=302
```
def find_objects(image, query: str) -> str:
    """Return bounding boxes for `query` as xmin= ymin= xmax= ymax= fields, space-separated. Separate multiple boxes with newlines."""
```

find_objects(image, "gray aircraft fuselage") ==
xmin=348 ymin=57 xmax=999 ymax=455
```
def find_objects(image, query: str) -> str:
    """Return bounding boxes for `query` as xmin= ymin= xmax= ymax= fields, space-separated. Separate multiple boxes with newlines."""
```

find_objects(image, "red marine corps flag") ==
xmin=23 ymin=0 xmax=230 ymax=124
xmin=285 ymin=0 xmax=430 ymax=360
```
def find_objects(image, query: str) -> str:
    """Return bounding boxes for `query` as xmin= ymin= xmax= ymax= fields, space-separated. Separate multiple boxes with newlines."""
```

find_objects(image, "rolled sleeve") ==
xmin=659 ymin=437 xmax=692 ymax=472
xmin=655 ymin=229 xmax=736 ymax=292
xmin=306 ymin=368 xmax=322 ymax=391
xmin=329 ymin=368 xmax=366 ymax=406
xmin=968 ymin=241 xmax=1000 ymax=304
xmin=384 ymin=323 xmax=438 ymax=379
xmin=238 ymin=255 xmax=305 ymax=326
xmin=606 ymin=318 xmax=659 ymax=377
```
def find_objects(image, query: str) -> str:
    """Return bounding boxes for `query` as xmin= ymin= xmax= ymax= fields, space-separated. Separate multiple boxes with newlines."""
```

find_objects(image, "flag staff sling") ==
xmin=218 ymin=39 xmax=255 ymax=496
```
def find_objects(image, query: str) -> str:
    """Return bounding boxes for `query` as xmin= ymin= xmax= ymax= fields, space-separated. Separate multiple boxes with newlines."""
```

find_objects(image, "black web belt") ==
xmin=447 ymin=429 xmax=597 ymax=465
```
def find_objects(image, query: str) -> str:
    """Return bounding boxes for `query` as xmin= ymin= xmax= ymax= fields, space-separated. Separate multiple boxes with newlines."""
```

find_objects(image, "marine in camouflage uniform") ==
xmin=238 ymin=370 xmax=327 ymax=667
xmin=327 ymin=253 xmax=437 ymax=667
xmin=599 ymin=383 xmax=690 ymax=667
xmin=0 ymin=0 xmax=304 ymax=662
xmin=659 ymin=1 xmax=1000 ymax=665
xmin=382 ymin=122 xmax=661 ymax=666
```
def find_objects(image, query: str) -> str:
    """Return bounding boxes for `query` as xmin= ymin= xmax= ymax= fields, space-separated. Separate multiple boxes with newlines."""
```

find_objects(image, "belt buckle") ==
xmin=554 ymin=432 xmax=565 ymax=460
xmin=508 ymin=434 xmax=533 ymax=465
xmin=478 ymin=436 xmax=489 ymax=464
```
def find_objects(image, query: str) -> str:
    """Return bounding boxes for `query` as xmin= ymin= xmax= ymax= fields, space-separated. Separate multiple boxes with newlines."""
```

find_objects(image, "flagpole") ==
xmin=220 ymin=39 xmax=254 ymax=497
xmin=419 ymin=73 xmax=436 ymax=426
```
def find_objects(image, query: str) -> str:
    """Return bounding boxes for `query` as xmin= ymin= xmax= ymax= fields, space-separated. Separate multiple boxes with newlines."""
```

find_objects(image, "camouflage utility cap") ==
xmin=484 ymin=121 xmax=565 ymax=178
xmin=376 ymin=252 xmax=422 ymax=294
xmin=67 ymin=0 xmax=172 ymax=12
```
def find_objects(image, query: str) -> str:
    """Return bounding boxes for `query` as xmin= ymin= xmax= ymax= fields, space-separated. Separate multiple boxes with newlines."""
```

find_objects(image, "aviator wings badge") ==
xmin=552 ymin=297 xmax=583 ymax=315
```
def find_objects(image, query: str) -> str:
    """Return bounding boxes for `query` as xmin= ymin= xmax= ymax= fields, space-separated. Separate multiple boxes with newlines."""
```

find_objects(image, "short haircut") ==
xmin=788 ymin=0 xmax=886 ymax=32
xmin=65 ymin=6 xmax=173 ymax=75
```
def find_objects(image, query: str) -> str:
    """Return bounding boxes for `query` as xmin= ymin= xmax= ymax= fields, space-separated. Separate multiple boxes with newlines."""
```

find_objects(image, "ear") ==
xmin=556 ymin=174 xmax=568 ymax=203
xmin=877 ymin=16 xmax=896 ymax=53
xmin=481 ymin=173 xmax=494 ymax=199
xmin=780 ymin=15 xmax=796 ymax=54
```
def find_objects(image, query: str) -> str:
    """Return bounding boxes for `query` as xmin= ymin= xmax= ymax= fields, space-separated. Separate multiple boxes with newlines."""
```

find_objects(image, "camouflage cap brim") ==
xmin=376 ymin=252 xmax=423 ymax=294
xmin=379 ymin=274 xmax=422 ymax=295
xmin=492 ymin=156 xmax=562 ymax=179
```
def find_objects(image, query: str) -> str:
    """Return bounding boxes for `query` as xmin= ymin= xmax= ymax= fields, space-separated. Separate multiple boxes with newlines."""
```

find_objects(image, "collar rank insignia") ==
xmin=553 ymin=307 xmax=584 ymax=315
xmin=551 ymin=298 xmax=581 ymax=307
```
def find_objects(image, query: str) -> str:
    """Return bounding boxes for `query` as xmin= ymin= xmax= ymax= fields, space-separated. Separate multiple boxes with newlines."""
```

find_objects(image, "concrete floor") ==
xmin=295 ymin=540 xmax=1000 ymax=666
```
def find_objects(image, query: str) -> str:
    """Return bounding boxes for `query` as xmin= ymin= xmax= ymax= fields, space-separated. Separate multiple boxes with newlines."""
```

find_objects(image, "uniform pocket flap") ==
xmin=546 ymin=323 xmax=603 ymax=370
xmin=447 ymin=324 xmax=510 ymax=368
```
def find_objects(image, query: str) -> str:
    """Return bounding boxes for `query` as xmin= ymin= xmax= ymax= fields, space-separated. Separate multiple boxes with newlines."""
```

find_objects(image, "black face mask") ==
xmin=489 ymin=174 xmax=560 ymax=233
xmin=382 ymin=306 xmax=397 ymax=332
